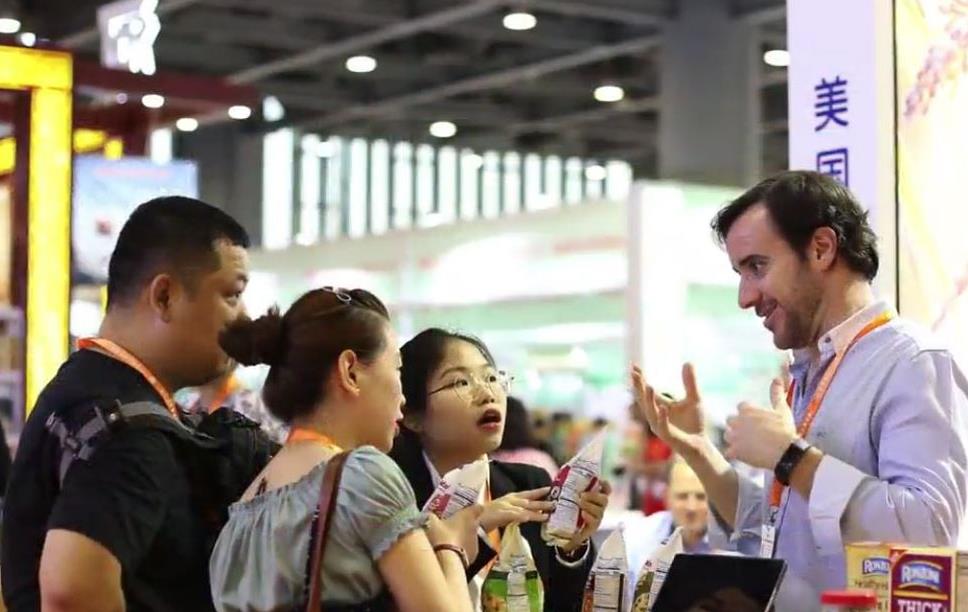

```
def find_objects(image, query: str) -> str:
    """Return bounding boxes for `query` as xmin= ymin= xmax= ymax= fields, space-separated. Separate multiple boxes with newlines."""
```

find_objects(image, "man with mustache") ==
xmin=632 ymin=171 xmax=968 ymax=611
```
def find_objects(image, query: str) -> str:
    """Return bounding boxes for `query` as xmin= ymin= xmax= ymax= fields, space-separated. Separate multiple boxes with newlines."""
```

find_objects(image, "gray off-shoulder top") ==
xmin=209 ymin=446 xmax=428 ymax=611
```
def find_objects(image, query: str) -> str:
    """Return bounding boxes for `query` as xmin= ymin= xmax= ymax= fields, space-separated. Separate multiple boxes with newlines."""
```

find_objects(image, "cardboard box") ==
xmin=888 ymin=547 xmax=968 ymax=612
xmin=847 ymin=542 xmax=897 ymax=611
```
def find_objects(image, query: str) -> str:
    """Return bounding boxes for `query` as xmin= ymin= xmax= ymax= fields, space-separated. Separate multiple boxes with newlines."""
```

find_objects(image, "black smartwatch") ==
xmin=774 ymin=438 xmax=812 ymax=486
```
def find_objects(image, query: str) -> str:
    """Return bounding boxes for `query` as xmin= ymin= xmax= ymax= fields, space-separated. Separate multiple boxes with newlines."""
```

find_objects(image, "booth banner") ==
xmin=73 ymin=155 xmax=198 ymax=283
xmin=896 ymin=0 xmax=968 ymax=367
xmin=786 ymin=0 xmax=896 ymax=305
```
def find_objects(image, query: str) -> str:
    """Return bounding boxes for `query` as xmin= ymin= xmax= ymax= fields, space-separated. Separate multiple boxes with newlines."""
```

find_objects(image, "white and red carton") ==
xmin=581 ymin=527 xmax=630 ymax=612
xmin=542 ymin=430 xmax=606 ymax=547
xmin=888 ymin=546 xmax=968 ymax=612
xmin=423 ymin=458 xmax=489 ymax=519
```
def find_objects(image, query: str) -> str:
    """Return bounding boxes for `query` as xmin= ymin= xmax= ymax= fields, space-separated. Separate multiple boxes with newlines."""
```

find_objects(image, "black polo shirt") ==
xmin=2 ymin=350 xmax=215 ymax=611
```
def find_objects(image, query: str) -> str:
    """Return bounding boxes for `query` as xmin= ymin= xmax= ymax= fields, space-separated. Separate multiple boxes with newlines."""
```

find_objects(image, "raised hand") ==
xmin=630 ymin=363 xmax=707 ymax=455
xmin=724 ymin=378 xmax=797 ymax=470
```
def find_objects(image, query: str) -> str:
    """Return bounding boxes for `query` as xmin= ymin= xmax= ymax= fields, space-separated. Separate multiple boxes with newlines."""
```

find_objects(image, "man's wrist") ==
xmin=773 ymin=437 xmax=811 ymax=486
xmin=789 ymin=446 xmax=824 ymax=497
xmin=678 ymin=434 xmax=735 ymax=481
xmin=679 ymin=433 xmax=714 ymax=463
xmin=769 ymin=433 xmax=800 ymax=470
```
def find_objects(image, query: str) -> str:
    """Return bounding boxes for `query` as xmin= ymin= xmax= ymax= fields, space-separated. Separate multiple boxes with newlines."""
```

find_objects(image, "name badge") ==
xmin=760 ymin=523 xmax=777 ymax=558
xmin=760 ymin=505 xmax=780 ymax=558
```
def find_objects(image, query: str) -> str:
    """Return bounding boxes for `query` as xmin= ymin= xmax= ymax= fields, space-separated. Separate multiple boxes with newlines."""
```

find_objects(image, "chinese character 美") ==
xmin=814 ymin=76 xmax=849 ymax=132
xmin=816 ymin=148 xmax=849 ymax=186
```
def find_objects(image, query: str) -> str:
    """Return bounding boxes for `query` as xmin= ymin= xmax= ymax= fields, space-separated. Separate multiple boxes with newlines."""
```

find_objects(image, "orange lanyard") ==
xmin=769 ymin=312 xmax=893 ymax=507
xmin=485 ymin=486 xmax=501 ymax=551
xmin=286 ymin=427 xmax=343 ymax=451
xmin=481 ymin=484 xmax=502 ymax=576
xmin=201 ymin=375 xmax=240 ymax=414
xmin=77 ymin=337 xmax=179 ymax=418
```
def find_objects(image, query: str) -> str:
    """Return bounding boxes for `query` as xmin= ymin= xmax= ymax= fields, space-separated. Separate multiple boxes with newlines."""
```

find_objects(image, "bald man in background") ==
xmin=626 ymin=461 xmax=711 ymax=581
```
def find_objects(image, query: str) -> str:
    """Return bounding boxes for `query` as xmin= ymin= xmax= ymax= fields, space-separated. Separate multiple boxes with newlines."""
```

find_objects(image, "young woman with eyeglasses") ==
xmin=390 ymin=328 xmax=610 ymax=612
xmin=209 ymin=289 xmax=481 ymax=612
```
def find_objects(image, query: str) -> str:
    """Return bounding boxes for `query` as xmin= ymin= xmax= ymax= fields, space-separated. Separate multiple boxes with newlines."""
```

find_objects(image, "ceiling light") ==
xmin=429 ymin=121 xmax=457 ymax=138
xmin=263 ymin=95 xmax=285 ymax=122
xmin=18 ymin=31 xmax=35 ymax=47
xmin=345 ymin=55 xmax=377 ymax=73
xmin=141 ymin=94 xmax=165 ymax=109
xmin=228 ymin=105 xmax=252 ymax=120
xmin=763 ymin=49 xmax=789 ymax=67
xmin=465 ymin=153 xmax=484 ymax=169
xmin=315 ymin=139 xmax=336 ymax=158
xmin=594 ymin=84 xmax=625 ymax=103
xmin=0 ymin=17 xmax=21 ymax=34
xmin=175 ymin=117 xmax=198 ymax=132
xmin=585 ymin=165 xmax=607 ymax=181
xmin=116 ymin=93 xmax=128 ymax=104
xmin=503 ymin=11 xmax=536 ymax=31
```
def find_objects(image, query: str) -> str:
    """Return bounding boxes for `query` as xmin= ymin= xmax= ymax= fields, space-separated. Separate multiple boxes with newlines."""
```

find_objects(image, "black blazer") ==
xmin=389 ymin=428 xmax=593 ymax=612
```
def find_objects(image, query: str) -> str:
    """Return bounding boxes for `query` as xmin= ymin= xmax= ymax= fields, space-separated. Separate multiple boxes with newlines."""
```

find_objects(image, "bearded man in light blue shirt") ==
xmin=632 ymin=171 xmax=968 ymax=611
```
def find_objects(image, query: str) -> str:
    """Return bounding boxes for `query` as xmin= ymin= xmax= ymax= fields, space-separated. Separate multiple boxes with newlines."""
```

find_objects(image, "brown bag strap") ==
xmin=306 ymin=450 xmax=351 ymax=612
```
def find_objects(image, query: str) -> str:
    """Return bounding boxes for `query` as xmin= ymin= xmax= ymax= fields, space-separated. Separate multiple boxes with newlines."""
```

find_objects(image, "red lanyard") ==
xmin=286 ymin=427 xmax=343 ymax=451
xmin=77 ymin=337 xmax=179 ymax=418
xmin=769 ymin=312 xmax=893 ymax=506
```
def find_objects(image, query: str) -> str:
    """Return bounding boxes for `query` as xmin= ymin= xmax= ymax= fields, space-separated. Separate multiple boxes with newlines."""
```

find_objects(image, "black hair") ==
xmin=498 ymin=396 xmax=538 ymax=451
xmin=220 ymin=288 xmax=390 ymax=423
xmin=711 ymin=170 xmax=879 ymax=281
xmin=400 ymin=328 xmax=495 ymax=420
xmin=107 ymin=196 xmax=250 ymax=308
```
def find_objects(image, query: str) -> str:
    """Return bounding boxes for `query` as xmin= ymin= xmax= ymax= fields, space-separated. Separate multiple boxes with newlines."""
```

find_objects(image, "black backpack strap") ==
xmin=45 ymin=400 xmax=218 ymax=486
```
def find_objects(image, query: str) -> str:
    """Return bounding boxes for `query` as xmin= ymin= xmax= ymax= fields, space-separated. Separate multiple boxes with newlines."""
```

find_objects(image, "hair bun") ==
xmin=220 ymin=307 xmax=286 ymax=367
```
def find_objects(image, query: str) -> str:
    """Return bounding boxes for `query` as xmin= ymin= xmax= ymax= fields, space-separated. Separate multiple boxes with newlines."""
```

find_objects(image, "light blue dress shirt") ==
xmin=710 ymin=300 xmax=968 ymax=611
xmin=625 ymin=511 xmax=712 ymax=587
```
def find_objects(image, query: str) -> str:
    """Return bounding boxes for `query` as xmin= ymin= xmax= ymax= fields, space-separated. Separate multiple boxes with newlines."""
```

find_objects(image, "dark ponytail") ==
xmin=219 ymin=307 xmax=285 ymax=367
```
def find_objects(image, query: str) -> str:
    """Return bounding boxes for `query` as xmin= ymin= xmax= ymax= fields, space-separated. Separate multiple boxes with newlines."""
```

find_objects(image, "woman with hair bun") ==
xmin=209 ymin=287 xmax=480 ymax=612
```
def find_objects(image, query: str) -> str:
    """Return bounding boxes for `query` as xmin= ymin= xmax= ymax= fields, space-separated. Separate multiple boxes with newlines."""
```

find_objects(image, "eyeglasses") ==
xmin=322 ymin=286 xmax=353 ymax=304
xmin=428 ymin=368 xmax=514 ymax=402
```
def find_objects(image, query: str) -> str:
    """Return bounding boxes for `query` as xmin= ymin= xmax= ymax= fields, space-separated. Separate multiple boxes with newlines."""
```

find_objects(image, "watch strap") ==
xmin=774 ymin=438 xmax=811 ymax=486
